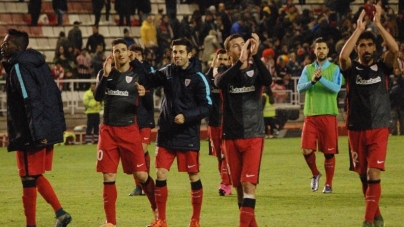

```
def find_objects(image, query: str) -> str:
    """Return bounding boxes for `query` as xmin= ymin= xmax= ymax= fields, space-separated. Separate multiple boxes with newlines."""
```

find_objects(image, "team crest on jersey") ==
xmin=126 ymin=76 xmax=133 ymax=83
xmin=370 ymin=64 xmax=378 ymax=71
xmin=185 ymin=79 xmax=191 ymax=86
xmin=246 ymin=70 xmax=254 ymax=77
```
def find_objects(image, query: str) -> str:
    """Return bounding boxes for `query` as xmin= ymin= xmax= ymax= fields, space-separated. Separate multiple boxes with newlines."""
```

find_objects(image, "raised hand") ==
xmin=103 ymin=55 xmax=113 ymax=77
xmin=357 ymin=10 xmax=367 ymax=31
xmin=373 ymin=4 xmax=383 ymax=25
xmin=240 ymin=39 xmax=251 ymax=63
xmin=135 ymin=82 xmax=145 ymax=97
xmin=250 ymin=33 xmax=260 ymax=56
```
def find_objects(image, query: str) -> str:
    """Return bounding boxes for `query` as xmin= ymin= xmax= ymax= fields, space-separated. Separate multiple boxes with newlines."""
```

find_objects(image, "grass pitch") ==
xmin=0 ymin=136 xmax=403 ymax=227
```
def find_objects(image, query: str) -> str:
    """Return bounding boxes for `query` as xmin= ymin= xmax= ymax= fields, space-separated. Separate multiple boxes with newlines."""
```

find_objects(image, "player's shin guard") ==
xmin=36 ymin=175 xmax=63 ymax=213
xmin=103 ymin=182 xmax=117 ymax=225
xmin=22 ymin=179 xmax=37 ymax=226
xmin=190 ymin=180 xmax=203 ymax=221
xmin=155 ymin=180 xmax=168 ymax=221
xmin=324 ymin=154 xmax=335 ymax=187
xmin=303 ymin=152 xmax=320 ymax=176
xmin=140 ymin=176 xmax=157 ymax=211
xmin=360 ymin=176 xmax=381 ymax=218
xmin=239 ymin=198 xmax=256 ymax=227
xmin=365 ymin=180 xmax=381 ymax=223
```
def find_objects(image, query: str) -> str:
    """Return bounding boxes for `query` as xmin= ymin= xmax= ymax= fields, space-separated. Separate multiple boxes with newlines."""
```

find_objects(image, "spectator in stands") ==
xmin=140 ymin=15 xmax=158 ymax=49
xmin=284 ymin=0 xmax=300 ymax=23
xmin=383 ymin=8 xmax=399 ymax=39
xmin=91 ymin=44 xmax=106 ymax=78
xmin=199 ymin=13 xmax=217 ymax=46
xmin=28 ymin=0 xmax=42 ymax=26
xmin=275 ymin=54 xmax=295 ymax=104
xmin=123 ymin=28 xmax=135 ymax=46
xmin=115 ymin=0 xmax=135 ymax=26
xmin=178 ymin=15 xmax=192 ymax=40
xmin=230 ymin=14 xmax=245 ymax=36
xmin=201 ymin=30 xmax=220 ymax=72
xmin=53 ymin=45 xmax=75 ymax=90
xmin=390 ymin=71 xmax=404 ymax=135
xmin=86 ymin=26 xmax=106 ymax=55
xmin=261 ymin=48 xmax=277 ymax=77
xmin=137 ymin=0 xmax=152 ymax=23
xmin=68 ymin=21 xmax=83 ymax=52
xmin=51 ymin=62 xmax=65 ymax=91
xmin=165 ymin=0 xmax=177 ymax=19
xmin=157 ymin=15 xmax=174 ymax=60
xmin=76 ymin=48 xmax=92 ymax=91
xmin=83 ymin=83 xmax=101 ymax=144
xmin=92 ymin=0 xmax=104 ymax=26
xmin=55 ymin=31 xmax=71 ymax=58
xmin=52 ymin=0 xmax=67 ymax=26
xmin=217 ymin=3 xmax=232 ymax=42
xmin=168 ymin=12 xmax=181 ymax=39
xmin=153 ymin=8 xmax=164 ymax=28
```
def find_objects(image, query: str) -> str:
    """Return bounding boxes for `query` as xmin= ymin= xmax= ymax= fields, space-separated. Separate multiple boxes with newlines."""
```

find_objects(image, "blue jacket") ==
xmin=3 ymin=49 xmax=66 ymax=151
xmin=132 ymin=57 xmax=212 ymax=151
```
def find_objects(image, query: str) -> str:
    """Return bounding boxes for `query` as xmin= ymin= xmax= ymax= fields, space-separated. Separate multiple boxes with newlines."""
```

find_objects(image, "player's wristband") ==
xmin=311 ymin=81 xmax=316 ymax=85
xmin=315 ymin=76 xmax=322 ymax=82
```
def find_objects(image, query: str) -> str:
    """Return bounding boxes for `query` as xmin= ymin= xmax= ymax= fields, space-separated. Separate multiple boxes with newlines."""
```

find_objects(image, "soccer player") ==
xmin=297 ymin=37 xmax=342 ymax=193
xmin=93 ymin=39 xmax=157 ymax=227
xmin=214 ymin=33 xmax=272 ymax=227
xmin=205 ymin=49 xmax=232 ymax=196
xmin=1 ymin=28 xmax=72 ymax=227
xmin=128 ymin=44 xmax=156 ymax=196
xmin=339 ymin=5 xmax=398 ymax=227
xmin=132 ymin=38 xmax=212 ymax=227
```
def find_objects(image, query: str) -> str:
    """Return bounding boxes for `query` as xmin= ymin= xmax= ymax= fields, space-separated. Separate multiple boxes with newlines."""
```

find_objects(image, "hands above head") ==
xmin=373 ymin=4 xmax=383 ymax=26
xmin=103 ymin=55 xmax=113 ymax=77
xmin=357 ymin=10 xmax=367 ymax=31
xmin=135 ymin=82 xmax=145 ymax=96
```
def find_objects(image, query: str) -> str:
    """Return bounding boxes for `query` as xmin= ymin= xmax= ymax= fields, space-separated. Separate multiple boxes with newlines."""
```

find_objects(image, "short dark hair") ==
xmin=111 ymin=38 xmax=128 ymax=48
xmin=313 ymin=37 xmax=327 ymax=47
xmin=223 ymin=33 xmax=243 ymax=51
xmin=357 ymin=31 xmax=376 ymax=45
xmin=217 ymin=49 xmax=227 ymax=55
xmin=7 ymin=28 xmax=29 ymax=50
xmin=171 ymin=38 xmax=192 ymax=53
xmin=128 ymin=44 xmax=144 ymax=54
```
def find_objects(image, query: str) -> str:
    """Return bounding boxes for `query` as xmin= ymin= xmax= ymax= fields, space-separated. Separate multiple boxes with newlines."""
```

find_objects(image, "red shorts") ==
xmin=301 ymin=115 xmax=338 ymax=154
xmin=155 ymin=147 xmax=200 ymax=173
xmin=348 ymin=128 xmax=388 ymax=174
xmin=139 ymin=127 xmax=152 ymax=145
xmin=96 ymin=124 xmax=147 ymax=174
xmin=222 ymin=137 xmax=264 ymax=188
xmin=16 ymin=146 xmax=54 ymax=177
xmin=208 ymin=126 xmax=222 ymax=158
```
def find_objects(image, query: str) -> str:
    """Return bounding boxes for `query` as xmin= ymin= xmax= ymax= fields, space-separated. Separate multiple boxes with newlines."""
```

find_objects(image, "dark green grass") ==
xmin=0 ymin=136 xmax=403 ymax=227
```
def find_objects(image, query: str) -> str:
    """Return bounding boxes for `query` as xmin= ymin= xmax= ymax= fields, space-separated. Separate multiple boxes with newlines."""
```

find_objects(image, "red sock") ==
xmin=324 ymin=156 xmax=335 ymax=186
xmin=304 ymin=153 xmax=320 ymax=176
xmin=140 ymin=176 xmax=157 ymax=211
xmin=22 ymin=182 xmax=37 ymax=226
xmin=221 ymin=158 xmax=231 ymax=185
xmin=103 ymin=182 xmax=117 ymax=225
xmin=155 ymin=181 xmax=168 ymax=221
xmin=191 ymin=188 xmax=203 ymax=220
xmin=36 ymin=175 xmax=62 ymax=211
xmin=239 ymin=206 xmax=254 ymax=227
xmin=365 ymin=181 xmax=381 ymax=222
